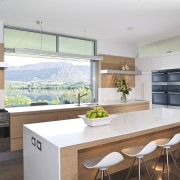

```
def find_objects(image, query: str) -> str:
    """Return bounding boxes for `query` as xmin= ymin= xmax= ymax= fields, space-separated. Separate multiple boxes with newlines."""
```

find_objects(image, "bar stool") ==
xmin=153 ymin=133 xmax=180 ymax=179
xmin=82 ymin=151 xmax=124 ymax=180
xmin=121 ymin=141 xmax=157 ymax=180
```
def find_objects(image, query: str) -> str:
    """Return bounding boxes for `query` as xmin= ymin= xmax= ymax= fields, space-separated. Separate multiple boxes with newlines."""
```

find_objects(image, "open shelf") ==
xmin=100 ymin=69 xmax=141 ymax=75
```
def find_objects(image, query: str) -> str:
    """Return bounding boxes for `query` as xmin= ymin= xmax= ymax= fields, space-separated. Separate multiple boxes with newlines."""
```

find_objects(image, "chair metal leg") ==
xmin=105 ymin=170 xmax=111 ymax=180
xmin=101 ymin=170 xmax=104 ymax=180
xmin=152 ymin=148 xmax=163 ymax=177
xmin=141 ymin=158 xmax=151 ymax=179
xmin=170 ymin=149 xmax=180 ymax=178
xmin=94 ymin=169 xmax=100 ymax=180
xmin=174 ymin=143 xmax=180 ymax=164
xmin=166 ymin=148 xmax=170 ymax=179
xmin=125 ymin=157 xmax=136 ymax=180
xmin=138 ymin=158 xmax=141 ymax=180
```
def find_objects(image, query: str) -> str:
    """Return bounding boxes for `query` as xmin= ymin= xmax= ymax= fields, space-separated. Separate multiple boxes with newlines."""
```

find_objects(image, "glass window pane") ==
xmin=59 ymin=37 xmax=94 ymax=56
xmin=4 ymin=28 xmax=56 ymax=52
xmin=4 ymin=55 xmax=91 ymax=107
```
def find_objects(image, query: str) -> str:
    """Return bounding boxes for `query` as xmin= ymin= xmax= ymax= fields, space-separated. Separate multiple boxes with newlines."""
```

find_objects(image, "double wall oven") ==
xmin=152 ymin=69 xmax=180 ymax=108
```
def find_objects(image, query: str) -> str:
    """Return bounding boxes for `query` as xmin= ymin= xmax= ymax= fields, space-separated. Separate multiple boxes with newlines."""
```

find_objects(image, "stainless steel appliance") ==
xmin=168 ymin=85 xmax=180 ymax=108
xmin=152 ymin=68 xmax=180 ymax=109
xmin=0 ymin=109 xmax=10 ymax=152
xmin=152 ymin=85 xmax=168 ymax=108
xmin=152 ymin=70 xmax=167 ymax=82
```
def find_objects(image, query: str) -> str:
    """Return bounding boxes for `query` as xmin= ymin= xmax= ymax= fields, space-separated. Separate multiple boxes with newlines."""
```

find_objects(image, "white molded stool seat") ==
xmin=121 ymin=141 xmax=157 ymax=180
xmin=153 ymin=133 xmax=180 ymax=179
xmin=82 ymin=152 xmax=124 ymax=180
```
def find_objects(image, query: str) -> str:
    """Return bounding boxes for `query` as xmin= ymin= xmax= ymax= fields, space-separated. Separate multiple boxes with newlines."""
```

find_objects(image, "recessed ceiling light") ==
xmin=126 ymin=27 xmax=134 ymax=30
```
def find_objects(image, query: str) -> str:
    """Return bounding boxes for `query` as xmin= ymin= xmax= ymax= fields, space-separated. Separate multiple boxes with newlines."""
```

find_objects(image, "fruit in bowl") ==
xmin=86 ymin=106 xmax=108 ymax=119
xmin=79 ymin=107 xmax=113 ymax=126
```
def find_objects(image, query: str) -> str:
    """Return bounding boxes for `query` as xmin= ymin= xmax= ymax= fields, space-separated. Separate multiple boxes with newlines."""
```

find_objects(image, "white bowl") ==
xmin=78 ymin=115 xmax=114 ymax=127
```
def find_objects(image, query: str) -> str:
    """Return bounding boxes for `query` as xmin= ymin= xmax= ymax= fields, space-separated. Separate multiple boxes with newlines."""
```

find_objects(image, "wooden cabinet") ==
xmin=10 ymin=111 xmax=58 ymax=151
xmin=57 ymin=108 xmax=89 ymax=120
xmin=104 ymin=102 xmax=149 ymax=114
xmin=9 ymin=101 xmax=149 ymax=151
xmin=104 ymin=106 xmax=126 ymax=114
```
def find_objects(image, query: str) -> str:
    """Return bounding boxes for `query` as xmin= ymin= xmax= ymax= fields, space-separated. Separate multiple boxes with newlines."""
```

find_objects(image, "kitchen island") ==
xmin=23 ymin=108 xmax=180 ymax=180
xmin=7 ymin=99 xmax=149 ymax=151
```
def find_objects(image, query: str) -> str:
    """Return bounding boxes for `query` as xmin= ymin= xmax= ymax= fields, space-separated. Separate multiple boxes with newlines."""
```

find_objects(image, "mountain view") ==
xmin=5 ymin=61 xmax=90 ymax=83
xmin=4 ymin=61 xmax=91 ymax=107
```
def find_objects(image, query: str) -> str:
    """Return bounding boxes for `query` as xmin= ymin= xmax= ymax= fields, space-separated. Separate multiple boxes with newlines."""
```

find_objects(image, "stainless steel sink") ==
xmin=73 ymin=103 xmax=99 ymax=107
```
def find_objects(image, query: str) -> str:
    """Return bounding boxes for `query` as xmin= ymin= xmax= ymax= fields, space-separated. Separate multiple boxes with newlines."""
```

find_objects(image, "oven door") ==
xmin=168 ymin=92 xmax=180 ymax=106
xmin=152 ymin=71 xmax=167 ymax=82
xmin=152 ymin=92 xmax=168 ymax=105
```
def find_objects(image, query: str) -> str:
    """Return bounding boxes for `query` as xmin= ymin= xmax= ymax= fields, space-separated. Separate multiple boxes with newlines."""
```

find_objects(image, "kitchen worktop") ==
xmin=23 ymin=108 xmax=180 ymax=180
xmin=6 ymin=99 xmax=148 ymax=114
xmin=24 ymin=108 xmax=180 ymax=148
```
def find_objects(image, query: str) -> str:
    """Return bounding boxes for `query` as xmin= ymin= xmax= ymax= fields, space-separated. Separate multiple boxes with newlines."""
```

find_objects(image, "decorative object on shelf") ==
xmin=121 ymin=65 xmax=125 ymax=71
xmin=125 ymin=64 xmax=129 ymax=70
xmin=113 ymin=76 xmax=132 ymax=102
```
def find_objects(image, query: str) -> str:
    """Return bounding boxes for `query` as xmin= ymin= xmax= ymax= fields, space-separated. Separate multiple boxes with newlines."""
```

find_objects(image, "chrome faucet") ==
xmin=78 ymin=92 xmax=87 ymax=106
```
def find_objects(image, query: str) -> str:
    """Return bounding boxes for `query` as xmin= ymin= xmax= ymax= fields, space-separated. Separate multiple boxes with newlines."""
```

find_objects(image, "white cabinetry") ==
xmin=135 ymin=58 xmax=152 ymax=104
xmin=135 ymin=52 xmax=180 ymax=109
xmin=135 ymin=73 xmax=152 ymax=101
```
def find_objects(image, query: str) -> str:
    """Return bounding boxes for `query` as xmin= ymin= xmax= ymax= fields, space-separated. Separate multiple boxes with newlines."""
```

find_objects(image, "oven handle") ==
xmin=152 ymin=92 xmax=168 ymax=93
xmin=168 ymin=92 xmax=180 ymax=94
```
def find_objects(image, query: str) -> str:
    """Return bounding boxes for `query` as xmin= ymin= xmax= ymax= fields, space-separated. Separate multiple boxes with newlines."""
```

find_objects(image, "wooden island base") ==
xmin=61 ymin=125 xmax=180 ymax=180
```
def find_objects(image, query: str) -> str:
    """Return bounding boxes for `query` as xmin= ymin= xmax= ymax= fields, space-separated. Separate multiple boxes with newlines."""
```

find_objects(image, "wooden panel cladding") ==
xmin=58 ymin=108 xmax=89 ymax=120
xmin=104 ymin=102 xmax=149 ymax=114
xmin=100 ymin=54 xmax=135 ymax=71
xmin=98 ymin=54 xmax=135 ymax=88
xmin=78 ymin=126 xmax=180 ymax=180
xmin=10 ymin=138 xmax=23 ymax=151
xmin=0 ymin=43 xmax=4 ymax=89
xmin=10 ymin=112 xmax=58 ymax=151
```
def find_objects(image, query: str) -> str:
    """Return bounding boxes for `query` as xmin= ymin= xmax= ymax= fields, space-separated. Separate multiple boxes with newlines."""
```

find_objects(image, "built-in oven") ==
xmin=0 ymin=109 xmax=10 ymax=153
xmin=152 ymin=70 xmax=167 ymax=82
xmin=168 ymin=85 xmax=180 ymax=107
xmin=168 ymin=69 xmax=180 ymax=82
xmin=152 ymin=85 xmax=168 ymax=108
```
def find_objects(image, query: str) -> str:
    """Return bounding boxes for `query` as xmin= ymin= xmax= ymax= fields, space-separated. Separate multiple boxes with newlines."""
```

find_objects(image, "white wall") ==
xmin=97 ymin=39 xmax=138 ymax=103
xmin=97 ymin=39 xmax=138 ymax=58
xmin=0 ymin=20 xmax=4 ymax=108
xmin=0 ymin=21 xmax=3 ymax=43
xmin=139 ymin=35 xmax=180 ymax=58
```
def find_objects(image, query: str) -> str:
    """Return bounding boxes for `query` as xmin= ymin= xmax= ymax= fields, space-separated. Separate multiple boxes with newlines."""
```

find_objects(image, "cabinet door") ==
xmin=58 ymin=109 xmax=89 ymax=120
xmin=10 ymin=112 xmax=58 ymax=151
xmin=135 ymin=74 xmax=152 ymax=102
xmin=104 ymin=106 xmax=126 ymax=114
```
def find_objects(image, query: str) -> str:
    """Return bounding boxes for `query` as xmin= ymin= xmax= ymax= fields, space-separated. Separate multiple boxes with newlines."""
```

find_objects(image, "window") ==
xmin=4 ymin=27 xmax=98 ymax=107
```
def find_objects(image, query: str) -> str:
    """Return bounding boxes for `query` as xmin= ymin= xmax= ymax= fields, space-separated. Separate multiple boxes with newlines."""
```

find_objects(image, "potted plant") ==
xmin=112 ymin=76 xmax=132 ymax=102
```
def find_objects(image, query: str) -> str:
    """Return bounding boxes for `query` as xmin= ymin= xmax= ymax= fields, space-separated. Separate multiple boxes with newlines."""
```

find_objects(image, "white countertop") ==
xmin=7 ymin=99 xmax=148 ymax=113
xmin=24 ymin=108 xmax=180 ymax=148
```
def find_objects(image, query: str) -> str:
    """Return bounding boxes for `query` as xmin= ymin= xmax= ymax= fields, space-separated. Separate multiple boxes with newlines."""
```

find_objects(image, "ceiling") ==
xmin=0 ymin=0 xmax=180 ymax=46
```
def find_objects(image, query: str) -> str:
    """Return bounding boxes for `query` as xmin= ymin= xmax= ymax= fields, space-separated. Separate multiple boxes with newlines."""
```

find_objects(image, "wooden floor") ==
xmin=0 ymin=156 xmax=179 ymax=180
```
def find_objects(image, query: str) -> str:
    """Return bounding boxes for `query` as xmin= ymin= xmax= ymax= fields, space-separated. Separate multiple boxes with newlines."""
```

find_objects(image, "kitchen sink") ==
xmin=73 ymin=103 xmax=99 ymax=107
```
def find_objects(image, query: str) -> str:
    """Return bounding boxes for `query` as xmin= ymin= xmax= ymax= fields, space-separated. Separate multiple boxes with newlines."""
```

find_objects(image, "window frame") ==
xmin=4 ymin=26 xmax=99 ymax=106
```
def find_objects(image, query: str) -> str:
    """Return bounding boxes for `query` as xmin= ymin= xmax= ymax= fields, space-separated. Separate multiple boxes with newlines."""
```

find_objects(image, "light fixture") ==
xmin=5 ymin=48 xmax=103 ymax=61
